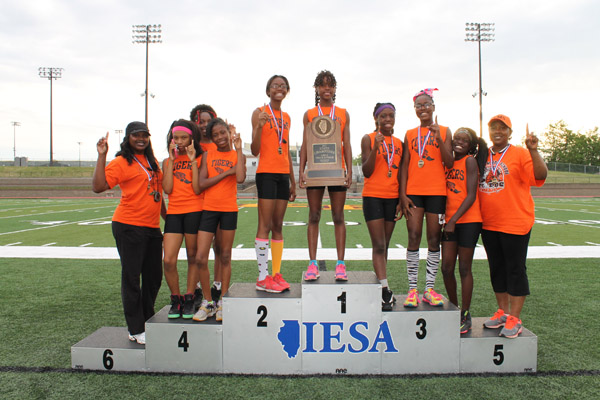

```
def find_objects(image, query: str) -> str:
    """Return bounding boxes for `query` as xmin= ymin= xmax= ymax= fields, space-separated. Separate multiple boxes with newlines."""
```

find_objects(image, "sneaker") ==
xmin=460 ymin=310 xmax=472 ymax=334
xmin=403 ymin=289 xmax=420 ymax=308
xmin=273 ymin=273 xmax=290 ymax=291
xmin=382 ymin=287 xmax=396 ymax=311
xmin=483 ymin=309 xmax=507 ymax=329
xmin=256 ymin=275 xmax=285 ymax=293
xmin=303 ymin=261 xmax=320 ymax=281
xmin=182 ymin=293 xmax=195 ymax=319
xmin=422 ymin=288 xmax=444 ymax=306
xmin=128 ymin=332 xmax=145 ymax=345
xmin=500 ymin=315 xmax=523 ymax=338
xmin=215 ymin=300 xmax=223 ymax=322
xmin=335 ymin=262 xmax=348 ymax=281
xmin=193 ymin=286 xmax=203 ymax=311
xmin=167 ymin=294 xmax=183 ymax=319
xmin=193 ymin=300 xmax=216 ymax=322
xmin=211 ymin=284 xmax=221 ymax=304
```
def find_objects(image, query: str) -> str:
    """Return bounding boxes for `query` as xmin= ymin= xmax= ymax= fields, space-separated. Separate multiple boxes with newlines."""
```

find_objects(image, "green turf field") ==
xmin=0 ymin=198 xmax=599 ymax=398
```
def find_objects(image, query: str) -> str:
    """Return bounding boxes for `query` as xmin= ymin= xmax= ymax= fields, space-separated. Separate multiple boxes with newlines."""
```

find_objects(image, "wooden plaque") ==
xmin=304 ymin=115 xmax=346 ymax=187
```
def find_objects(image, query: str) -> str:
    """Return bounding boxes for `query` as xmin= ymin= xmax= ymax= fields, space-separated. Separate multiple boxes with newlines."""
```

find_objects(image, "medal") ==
xmin=381 ymin=133 xmax=395 ymax=178
xmin=488 ymin=145 xmax=510 ymax=184
xmin=317 ymin=103 xmax=336 ymax=119
xmin=134 ymin=155 xmax=160 ymax=201
xmin=267 ymin=103 xmax=285 ymax=155
xmin=416 ymin=127 xmax=431 ymax=168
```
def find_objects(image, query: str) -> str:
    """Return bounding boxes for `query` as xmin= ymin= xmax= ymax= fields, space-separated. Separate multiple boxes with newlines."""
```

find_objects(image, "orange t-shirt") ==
xmin=200 ymin=141 xmax=217 ymax=153
xmin=307 ymin=105 xmax=348 ymax=169
xmin=362 ymin=132 xmax=403 ymax=199
xmin=256 ymin=105 xmax=291 ymax=174
xmin=203 ymin=150 xmax=239 ymax=212
xmin=164 ymin=155 xmax=203 ymax=214
xmin=405 ymin=125 xmax=448 ymax=196
xmin=445 ymin=156 xmax=482 ymax=224
xmin=478 ymin=145 xmax=545 ymax=235
xmin=105 ymin=155 xmax=163 ymax=228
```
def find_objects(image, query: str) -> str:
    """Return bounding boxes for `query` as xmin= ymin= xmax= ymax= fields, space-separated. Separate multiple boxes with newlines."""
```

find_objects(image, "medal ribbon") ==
xmin=133 ymin=155 xmax=153 ymax=186
xmin=417 ymin=127 xmax=431 ymax=160
xmin=317 ymin=104 xmax=336 ymax=119
xmin=381 ymin=133 xmax=395 ymax=174
xmin=267 ymin=103 xmax=284 ymax=150
xmin=488 ymin=144 xmax=511 ymax=178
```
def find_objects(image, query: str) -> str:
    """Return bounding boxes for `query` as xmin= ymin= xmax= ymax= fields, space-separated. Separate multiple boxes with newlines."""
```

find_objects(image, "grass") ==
xmin=0 ymin=198 xmax=599 ymax=398
xmin=0 ymin=258 xmax=598 ymax=398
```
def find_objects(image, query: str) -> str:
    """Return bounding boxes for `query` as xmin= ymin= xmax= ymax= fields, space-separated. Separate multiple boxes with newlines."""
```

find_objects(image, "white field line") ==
xmin=0 ymin=205 xmax=115 ymax=219
xmin=317 ymin=230 xmax=322 ymax=249
xmin=5 ymin=242 xmax=22 ymax=246
xmin=534 ymin=217 xmax=600 ymax=229
xmin=1 ymin=246 xmax=598 ymax=260
xmin=585 ymin=242 xmax=600 ymax=246
xmin=41 ymin=242 xmax=57 ymax=247
xmin=0 ymin=216 xmax=111 ymax=236
xmin=536 ymin=206 xmax=600 ymax=215
xmin=79 ymin=243 xmax=93 ymax=247
xmin=547 ymin=242 xmax=562 ymax=246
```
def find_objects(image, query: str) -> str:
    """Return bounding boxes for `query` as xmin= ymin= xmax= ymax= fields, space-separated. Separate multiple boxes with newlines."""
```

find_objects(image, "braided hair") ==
xmin=455 ymin=127 xmax=488 ymax=175
xmin=313 ymin=70 xmax=337 ymax=105
xmin=189 ymin=104 xmax=217 ymax=124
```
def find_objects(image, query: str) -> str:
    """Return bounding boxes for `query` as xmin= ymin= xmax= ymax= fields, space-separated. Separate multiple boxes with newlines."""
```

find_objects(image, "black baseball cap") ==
xmin=126 ymin=121 xmax=150 ymax=136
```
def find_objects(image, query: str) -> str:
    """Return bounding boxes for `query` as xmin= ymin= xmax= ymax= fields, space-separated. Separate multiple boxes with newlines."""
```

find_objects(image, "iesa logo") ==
xmin=276 ymin=320 xmax=398 ymax=358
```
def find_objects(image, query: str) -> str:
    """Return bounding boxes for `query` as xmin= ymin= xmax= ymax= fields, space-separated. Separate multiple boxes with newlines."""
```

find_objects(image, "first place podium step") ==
xmin=71 ymin=271 xmax=538 ymax=375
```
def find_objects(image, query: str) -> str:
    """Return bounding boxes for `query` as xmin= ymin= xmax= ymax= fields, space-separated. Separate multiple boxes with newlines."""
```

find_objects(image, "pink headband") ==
xmin=172 ymin=126 xmax=192 ymax=135
xmin=413 ymin=88 xmax=438 ymax=102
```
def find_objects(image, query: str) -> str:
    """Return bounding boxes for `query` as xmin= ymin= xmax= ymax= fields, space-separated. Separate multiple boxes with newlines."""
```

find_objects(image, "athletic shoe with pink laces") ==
xmin=303 ymin=261 xmax=320 ymax=281
xmin=422 ymin=288 xmax=444 ymax=306
xmin=256 ymin=275 xmax=285 ymax=293
xmin=335 ymin=261 xmax=348 ymax=281
xmin=272 ymin=273 xmax=290 ymax=291
xmin=403 ymin=289 xmax=420 ymax=308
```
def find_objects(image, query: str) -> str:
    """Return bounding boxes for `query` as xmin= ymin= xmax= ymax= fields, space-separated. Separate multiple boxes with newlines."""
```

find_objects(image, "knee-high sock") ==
xmin=271 ymin=239 xmax=283 ymax=275
xmin=255 ymin=238 xmax=269 ymax=281
xmin=406 ymin=250 xmax=419 ymax=290
xmin=425 ymin=249 xmax=440 ymax=290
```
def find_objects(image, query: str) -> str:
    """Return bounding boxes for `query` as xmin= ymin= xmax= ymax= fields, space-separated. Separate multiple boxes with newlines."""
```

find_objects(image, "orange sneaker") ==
xmin=483 ymin=309 xmax=507 ymax=329
xmin=256 ymin=275 xmax=285 ymax=293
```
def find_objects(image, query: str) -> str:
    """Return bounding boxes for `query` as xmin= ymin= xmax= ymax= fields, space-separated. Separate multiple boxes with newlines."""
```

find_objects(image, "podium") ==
xmin=72 ymin=271 xmax=537 ymax=375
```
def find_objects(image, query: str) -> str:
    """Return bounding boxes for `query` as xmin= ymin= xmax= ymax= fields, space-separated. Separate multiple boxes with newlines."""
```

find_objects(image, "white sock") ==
xmin=255 ymin=238 xmax=269 ymax=281
xmin=380 ymin=279 xmax=389 ymax=288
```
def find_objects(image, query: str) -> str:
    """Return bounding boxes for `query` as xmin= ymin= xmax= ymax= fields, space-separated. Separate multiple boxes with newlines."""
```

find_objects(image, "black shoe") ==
xmin=211 ymin=285 xmax=222 ymax=303
xmin=382 ymin=287 xmax=395 ymax=311
xmin=168 ymin=294 xmax=182 ymax=319
xmin=182 ymin=293 xmax=195 ymax=319
xmin=193 ymin=287 xmax=203 ymax=311
xmin=460 ymin=310 xmax=472 ymax=334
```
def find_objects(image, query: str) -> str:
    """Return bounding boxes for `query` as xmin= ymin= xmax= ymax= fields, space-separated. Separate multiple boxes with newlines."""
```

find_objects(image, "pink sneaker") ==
xmin=256 ymin=275 xmax=285 ymax=293
xmin=303 ymin=261 xmax=320 ymax=281
xmin=272 ymin=273 xmax=290 ymax=291
xmin=335 ymin=262 xmax=348 ymax=281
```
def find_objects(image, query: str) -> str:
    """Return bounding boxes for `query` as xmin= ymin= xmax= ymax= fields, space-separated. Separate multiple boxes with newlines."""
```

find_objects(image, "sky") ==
xmin=1 ymin=0 xmax=599 ymax=163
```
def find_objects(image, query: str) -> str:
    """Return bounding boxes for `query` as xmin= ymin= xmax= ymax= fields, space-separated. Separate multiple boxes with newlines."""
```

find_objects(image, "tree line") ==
xmin=540 ymin=121 xmax=600 ymax=166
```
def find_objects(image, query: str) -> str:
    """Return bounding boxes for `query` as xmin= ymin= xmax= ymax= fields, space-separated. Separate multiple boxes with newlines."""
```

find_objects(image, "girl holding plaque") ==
xmin=161 ymin=120 xmax=203 ymax=319
xmin=92 ymin=122 xmax=166 ymax=345
xmin=361 ymin=102 xmax=403 ymax=311
xmin=251 ymin=75 xmax=296 ymax=293
xmin=299 ymin=70 xmax=353 ymax=281
xmin=399 ymin=88 xmax=454 ymax=308
xmin=440 ymin=127 xmax=487 ymax=333
xmin=478 ymin=115 xmax=546 ymax=338
xmin=193 ymin=118 xmax=246 ymax=323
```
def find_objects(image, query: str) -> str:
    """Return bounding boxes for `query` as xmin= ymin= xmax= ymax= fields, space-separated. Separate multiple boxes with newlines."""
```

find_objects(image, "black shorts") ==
xmin=307 ymin=185 xmax=347 ymax=192
xmin=481 ymin=229 xmax=531 ymax=297
xmin=164 ymin=211 xmax=202 ymax=234
xmin=256 ymin=173 xmax=290 ymax=200
xmin=198 ymin=210 xmax=238 ymax=233
xmin=442 ymin=222 xmax=482 ymax=248
xmin=362 ymin=196 xmax=399 ymax=222
xmin=407 ymin=195 xmax=446 ymax=214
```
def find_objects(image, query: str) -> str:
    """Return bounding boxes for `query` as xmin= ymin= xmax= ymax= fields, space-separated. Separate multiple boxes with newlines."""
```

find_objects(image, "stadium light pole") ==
xmin=11 ymin=121 xmax=21 ymax=160
xmin=77 ymin=141 xmax=83 ymax=167
xmin=132 ymin=24 xmax=162 ymax=126
xmin=115 ymin=129 xmax=123 ymax=145
xmin=465 ymin=22 xmax=495 ymax=137
xmin=39 ymin=67 xmax=64 ymax=165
